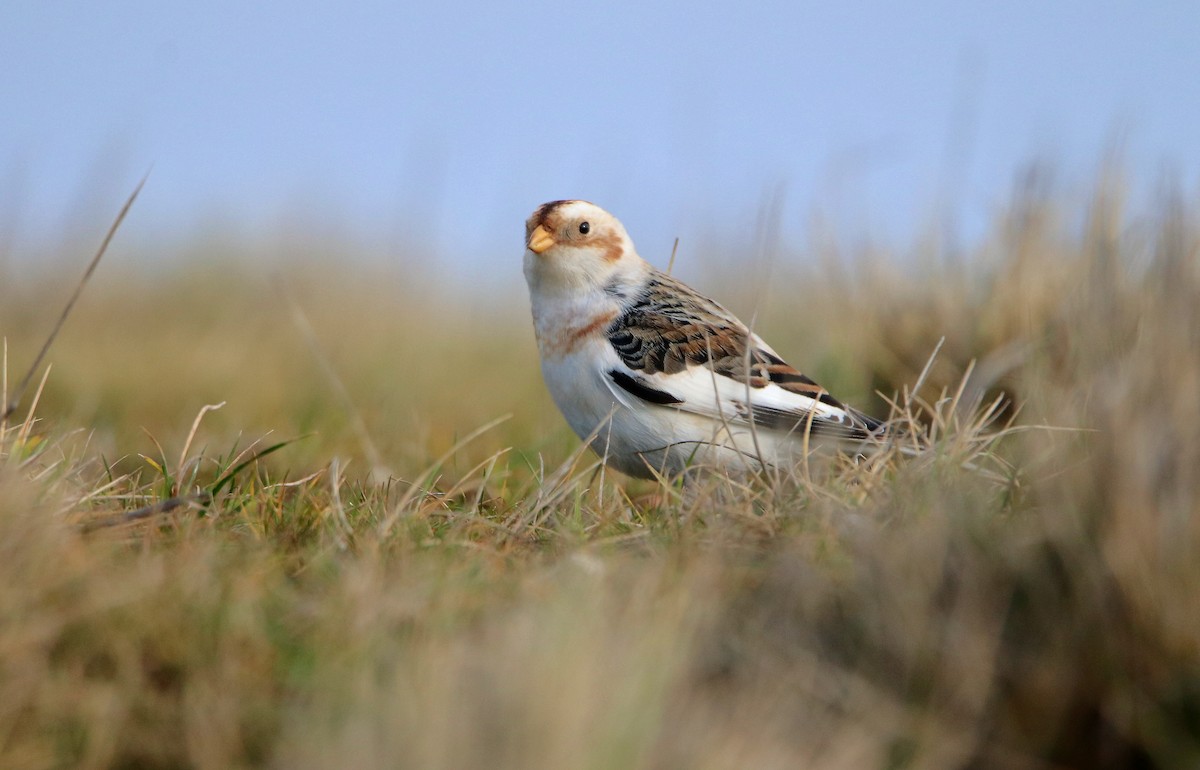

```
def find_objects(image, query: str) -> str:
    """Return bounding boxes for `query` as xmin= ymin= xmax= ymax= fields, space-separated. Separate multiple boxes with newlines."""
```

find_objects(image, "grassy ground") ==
xmin=2 ymin=175 xmax=1199 ymax=769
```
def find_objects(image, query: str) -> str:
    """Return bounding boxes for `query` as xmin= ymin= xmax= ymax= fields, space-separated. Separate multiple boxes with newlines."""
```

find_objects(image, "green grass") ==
xmin=2 ymin=174 xmax=1199 ymax=769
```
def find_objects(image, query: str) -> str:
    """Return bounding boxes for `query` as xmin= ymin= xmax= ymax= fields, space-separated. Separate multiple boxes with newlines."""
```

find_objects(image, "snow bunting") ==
xmin=523 ymin=200 xmax=887 ymax=479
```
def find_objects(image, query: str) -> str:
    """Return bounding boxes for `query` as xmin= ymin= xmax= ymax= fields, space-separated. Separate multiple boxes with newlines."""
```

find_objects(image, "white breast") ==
xmin=539 ymin=340 xmax=770 ymax=478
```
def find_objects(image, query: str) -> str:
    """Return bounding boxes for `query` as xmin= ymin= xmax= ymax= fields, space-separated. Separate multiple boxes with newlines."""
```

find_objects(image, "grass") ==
xmin=1 ymin=170 xmax=1199 ymax=768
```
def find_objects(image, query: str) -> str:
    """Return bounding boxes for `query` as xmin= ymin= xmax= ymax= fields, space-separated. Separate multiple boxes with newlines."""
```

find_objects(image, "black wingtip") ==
xmin=608 ymin=369 xmax=683 ymax=406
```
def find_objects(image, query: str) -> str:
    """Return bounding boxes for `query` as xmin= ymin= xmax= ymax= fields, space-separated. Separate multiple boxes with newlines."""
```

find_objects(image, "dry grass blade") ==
xmin=176 ymin=401 xmax=226 ymax=493
xmin=515 ymin=415 xmax=616 ymax=536
xmin=439 ymin=446 xmax=511 ymax=506
xmin=666 ymin=236 xmax=680 ymax=275
xmin=282 ymin=284 xmax=388 ymax=477
xmin=179 ymin=402 xmax=226 ymax=467
xmin=906 ymin=335 xmax=945 ymax=413
xmin=1 ymin=339 xmax=8 ymax=433
xmin=377 ymin=413 xmax=512 ymax=537
xmin=328 ymin=457 xmax=353 ymax=547
xmin=2 ymin=173 xmax=148 ymax=419
xmin=14 ymin=365 xmax=52 ymax=452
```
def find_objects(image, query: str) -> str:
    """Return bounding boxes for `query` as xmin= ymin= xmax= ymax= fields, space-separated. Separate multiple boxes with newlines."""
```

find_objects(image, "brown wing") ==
xmin=605 ymin=272 xmax=849 ymax=410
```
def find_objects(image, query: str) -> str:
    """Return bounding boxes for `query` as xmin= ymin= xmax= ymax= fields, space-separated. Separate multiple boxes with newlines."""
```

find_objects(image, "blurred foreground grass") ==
xmin=2 ymin=176 xmax=1199 ymax=769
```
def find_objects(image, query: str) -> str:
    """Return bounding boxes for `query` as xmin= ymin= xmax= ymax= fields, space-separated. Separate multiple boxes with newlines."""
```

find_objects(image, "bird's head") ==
xmin=523 ymin=200 xmax=644 ymax=295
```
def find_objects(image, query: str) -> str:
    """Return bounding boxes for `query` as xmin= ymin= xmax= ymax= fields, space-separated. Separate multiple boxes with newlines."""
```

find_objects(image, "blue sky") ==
xmin=3 ymin=1 xmax=1198 ymax=269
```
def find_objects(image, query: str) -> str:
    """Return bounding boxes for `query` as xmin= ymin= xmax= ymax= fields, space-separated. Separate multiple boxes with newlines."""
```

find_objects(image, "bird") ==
xmin=523 ymin=199 xmax=890 ymax=480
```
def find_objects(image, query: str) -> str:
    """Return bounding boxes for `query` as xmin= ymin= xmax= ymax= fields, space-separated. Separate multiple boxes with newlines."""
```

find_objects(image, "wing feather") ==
xmin=603 ymin=270 xmax=883 ymax=443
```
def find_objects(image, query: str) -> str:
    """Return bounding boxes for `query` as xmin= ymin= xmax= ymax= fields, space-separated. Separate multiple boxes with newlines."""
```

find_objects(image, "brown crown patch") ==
xmin=528 ymin=200 xmax=578 ymax=233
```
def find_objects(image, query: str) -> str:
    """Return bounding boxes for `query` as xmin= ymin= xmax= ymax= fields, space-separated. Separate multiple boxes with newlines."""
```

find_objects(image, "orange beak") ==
xmin=527 ymin=224 xmax=555 ymax=254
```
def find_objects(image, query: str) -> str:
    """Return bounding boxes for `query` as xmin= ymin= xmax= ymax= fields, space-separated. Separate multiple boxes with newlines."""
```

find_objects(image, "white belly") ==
xmin=539 ymin=341 xmax=778 ymax=479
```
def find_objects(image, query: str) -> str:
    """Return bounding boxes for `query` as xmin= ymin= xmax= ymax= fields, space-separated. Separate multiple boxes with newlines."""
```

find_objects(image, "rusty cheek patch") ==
xmin=593 ymin=231 xmax=624 ymax=262
xmin=540 ymin=310 xmax=620 ymax=358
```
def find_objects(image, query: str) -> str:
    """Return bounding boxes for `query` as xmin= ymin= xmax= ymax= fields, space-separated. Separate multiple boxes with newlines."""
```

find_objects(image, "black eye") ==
xmin=578 ymin=221 xmax=590 ymax=235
